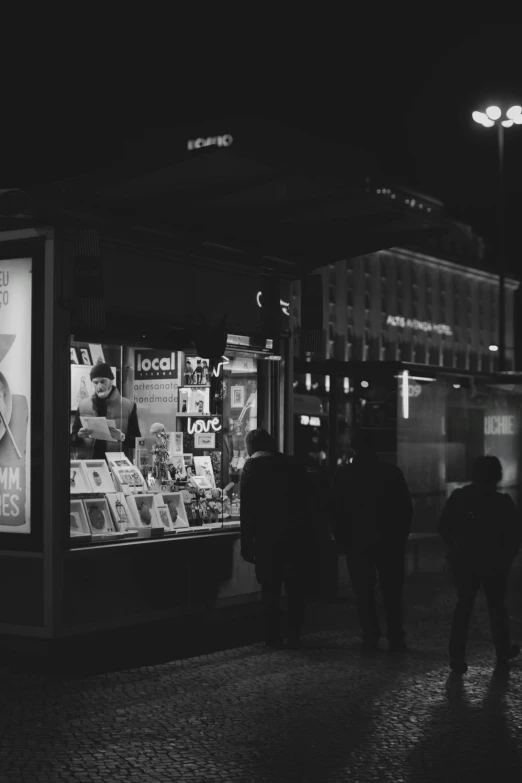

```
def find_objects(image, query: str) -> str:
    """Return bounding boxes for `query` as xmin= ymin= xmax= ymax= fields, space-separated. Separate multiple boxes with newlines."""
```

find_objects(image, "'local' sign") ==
xmin=136 ymin=351 xmax=178 ymax=380
xmin=386 ymin=314 xmax=453 ymax=336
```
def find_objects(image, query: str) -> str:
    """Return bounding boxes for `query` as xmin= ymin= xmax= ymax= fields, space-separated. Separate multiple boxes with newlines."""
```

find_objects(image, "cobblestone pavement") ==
xmin=2 ymin=570 xmax=522 ymax=782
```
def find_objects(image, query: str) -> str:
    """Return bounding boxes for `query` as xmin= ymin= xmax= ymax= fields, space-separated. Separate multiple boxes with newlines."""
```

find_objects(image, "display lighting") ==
xmin=325 ymin=375 xmax=330 ymax=393
xmin=305 ymin=373 xmax=312 ymax=391
xmin=300 ymin=415 xmax=322 ymax=427
xmin=489 ymin=344 xmax=499 ymax=352
xmin=360 ymin=380 xmax=369 ymax=388
xmin=394 ymin=375 xmax=436 ymax=382
xmin=256 ymin=291 xmax=290 ymax=316
xmin=343 ymin=377 xmax=350 ymax=393
xmin=401 ymin=371 xmax=409 ymax=419
xmin=453 ymin=383 xmax=461 ymax=389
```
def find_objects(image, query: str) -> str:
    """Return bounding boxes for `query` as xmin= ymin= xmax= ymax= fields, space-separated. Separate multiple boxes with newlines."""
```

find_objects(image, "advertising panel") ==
xmin=0 ymin=258 xmax=32 ymax=533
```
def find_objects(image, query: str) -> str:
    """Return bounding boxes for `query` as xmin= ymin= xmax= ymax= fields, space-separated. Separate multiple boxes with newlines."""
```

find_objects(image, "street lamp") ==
xmin=472 ymin=104 xmax=522 ymax=371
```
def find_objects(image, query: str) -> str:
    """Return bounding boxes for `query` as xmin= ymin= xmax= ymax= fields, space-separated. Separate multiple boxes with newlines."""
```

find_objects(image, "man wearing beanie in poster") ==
xmin=71 ymin=363 xmax=141 ymax=460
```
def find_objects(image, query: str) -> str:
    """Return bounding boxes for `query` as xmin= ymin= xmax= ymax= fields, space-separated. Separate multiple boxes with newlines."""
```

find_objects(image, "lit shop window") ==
xmin=68 ymin=341 xmax=262 ymax=545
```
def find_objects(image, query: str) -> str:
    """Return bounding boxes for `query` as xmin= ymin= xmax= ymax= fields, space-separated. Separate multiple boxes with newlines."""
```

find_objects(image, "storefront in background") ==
xmin=294 ymin=358 xmax=522 ymax=532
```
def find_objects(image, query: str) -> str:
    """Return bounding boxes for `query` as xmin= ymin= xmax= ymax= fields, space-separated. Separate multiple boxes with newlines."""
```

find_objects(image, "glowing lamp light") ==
xmin=489 ymin=344 xmax=499 ymax=352
xmin=506 ymin=105 xmax=522 ymax=120
xmin=343 ymin=377 xmax=350 ymax=394
xmin=325 ymin=375 xmax=330 ymax=393
xmin=514 ymin=115 xmax=522 ymax=125
xmin=472 ymin=111 xmax=487 ymax=125
xmin=482 ymin=118 xmax=495 ymax=127
xmin=305 ymin=373 xmax=312 ymax=391
xmin=453 ymin=384 xmax=461 ymax=389
xmin=360 ymin=380 xmax=369 ymax=388
xmin=502 ymin=120 xmax=514 ymax=128
xmin=486 ymin=106 xmax=501 ymax=120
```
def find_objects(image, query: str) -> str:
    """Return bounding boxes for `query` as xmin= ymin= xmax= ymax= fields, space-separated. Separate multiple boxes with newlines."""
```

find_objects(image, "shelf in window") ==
xmin=176 ymin=413 xmax=219 ymax=418
xmin=179 ymin=385 xmax=211 ymax=389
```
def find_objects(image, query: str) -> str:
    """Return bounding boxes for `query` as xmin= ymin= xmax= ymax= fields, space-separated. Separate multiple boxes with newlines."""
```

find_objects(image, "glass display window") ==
xmin=396 ymin=372 xmax=522 ymax=531
xmin=68 ymin=338 xmax=270 ymax=546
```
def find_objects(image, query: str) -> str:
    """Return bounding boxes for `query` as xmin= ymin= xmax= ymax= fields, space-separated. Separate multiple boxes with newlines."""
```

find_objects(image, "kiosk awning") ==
xmin=0 ymin=118 xmax=444 ymax=277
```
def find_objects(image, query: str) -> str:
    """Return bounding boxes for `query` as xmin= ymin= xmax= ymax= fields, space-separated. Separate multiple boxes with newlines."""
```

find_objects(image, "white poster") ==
xmin=0 ymin=258 xmax=32 ymax=533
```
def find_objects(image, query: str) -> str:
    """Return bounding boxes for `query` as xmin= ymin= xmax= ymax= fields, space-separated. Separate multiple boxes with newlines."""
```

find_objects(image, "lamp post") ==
xmin=472 ymin=104 xmax=522 ymax=372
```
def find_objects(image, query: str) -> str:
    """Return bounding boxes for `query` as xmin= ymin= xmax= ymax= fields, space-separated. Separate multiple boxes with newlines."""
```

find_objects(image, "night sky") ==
xmin=2 ymin=24 xmax=522 ymax=271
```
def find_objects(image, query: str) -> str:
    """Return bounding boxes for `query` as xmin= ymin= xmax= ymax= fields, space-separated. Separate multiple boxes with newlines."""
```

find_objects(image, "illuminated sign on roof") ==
xmin=187 ymin=135 xmax=233 ymax=151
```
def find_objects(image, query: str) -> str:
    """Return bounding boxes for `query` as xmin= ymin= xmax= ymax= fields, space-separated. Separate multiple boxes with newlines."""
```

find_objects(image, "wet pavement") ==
xmin=1 ymin=565 xmax=522 ymax=782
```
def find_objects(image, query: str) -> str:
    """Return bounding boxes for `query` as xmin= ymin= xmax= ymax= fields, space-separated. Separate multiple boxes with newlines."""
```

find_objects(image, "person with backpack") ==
xmin=330 ymin=428 xmax=413 ymax=652
xmin=437 ymin=455 xmax=521 ymax=674
xmin=240 ymin=428 xmax=311 ymax=650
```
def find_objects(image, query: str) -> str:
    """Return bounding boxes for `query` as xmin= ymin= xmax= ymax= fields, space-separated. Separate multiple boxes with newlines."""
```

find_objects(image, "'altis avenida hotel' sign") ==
xmin=386 ymin=314 xmax=453 ymax=337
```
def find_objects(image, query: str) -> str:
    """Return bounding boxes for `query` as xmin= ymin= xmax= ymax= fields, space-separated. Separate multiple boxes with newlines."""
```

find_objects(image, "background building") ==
xmin=292 ymin=189 xmax=522 ymax=534
xmin=292 ymin=189 xmax=518 ymax=373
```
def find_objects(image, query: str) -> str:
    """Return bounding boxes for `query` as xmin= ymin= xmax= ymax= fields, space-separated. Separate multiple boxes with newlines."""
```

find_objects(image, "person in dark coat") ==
xmin=71 ymin=364 xmax=141 ymax=461
xmin=240 ymin=428 xmax=309 ymax=649
xmin=330 ymin=429 xmax=413 ymax=652
xmin=437 ymin=455 xmax=521 ymax=674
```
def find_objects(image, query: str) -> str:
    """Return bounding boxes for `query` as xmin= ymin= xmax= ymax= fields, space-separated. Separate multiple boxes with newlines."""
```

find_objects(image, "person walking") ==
xmin=240 ymin=428 xmax=310 ymax=649
xmin=437 ymin=455 xmax=521 ymax=674
xmin=330 ymin=429 xmax=413 ymax=652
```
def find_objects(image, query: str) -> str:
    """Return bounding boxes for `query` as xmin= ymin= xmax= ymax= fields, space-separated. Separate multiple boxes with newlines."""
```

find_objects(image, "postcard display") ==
xmin=69 ymin=343 xmax=260 ymax=545
xmin=127 ymin=349 xmax=255 ymax=531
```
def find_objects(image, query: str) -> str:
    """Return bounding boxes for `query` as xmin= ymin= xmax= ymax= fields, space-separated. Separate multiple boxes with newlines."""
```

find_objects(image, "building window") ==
xmin=363 ymin=329 xmax=370 ymax=361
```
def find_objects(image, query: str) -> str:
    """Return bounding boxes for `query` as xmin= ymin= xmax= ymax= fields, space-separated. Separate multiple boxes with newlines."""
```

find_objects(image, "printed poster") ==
xmin=0 ymin=258 xmax=32 ymax=533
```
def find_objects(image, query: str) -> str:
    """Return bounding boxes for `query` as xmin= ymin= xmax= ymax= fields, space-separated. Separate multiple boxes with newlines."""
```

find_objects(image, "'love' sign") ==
xmin=187 ymin=417 xmax=222 ymax=435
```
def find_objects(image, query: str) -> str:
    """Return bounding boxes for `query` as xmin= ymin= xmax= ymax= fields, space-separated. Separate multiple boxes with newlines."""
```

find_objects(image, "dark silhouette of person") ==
xmin=330 ymin=428 xmax=413 ymax=652
xmin=437 ymin=455 xmax=521 ymax=674
xmin=240 ymin=428 xmax=310 ymax=649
